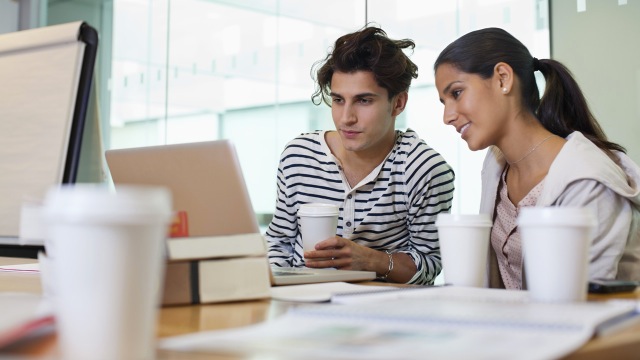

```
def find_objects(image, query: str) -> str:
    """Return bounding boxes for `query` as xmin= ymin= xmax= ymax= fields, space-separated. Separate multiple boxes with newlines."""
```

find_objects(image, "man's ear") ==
xmin=494 ymin=62 xmax=514 ymax=95
xmin=391 ymin=92 xmax=408 ymax=116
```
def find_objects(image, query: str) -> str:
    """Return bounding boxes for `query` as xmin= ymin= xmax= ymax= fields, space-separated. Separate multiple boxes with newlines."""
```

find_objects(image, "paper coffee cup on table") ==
xmin=435 ymin=213 xmax=493 ymax=287
xmin=518 ymin=207 xmax=595 ymax=303
xmin=43 ymin=184 xmax=172 ymax=360
xmin=298 ymin=203 xmax=339 ymax=255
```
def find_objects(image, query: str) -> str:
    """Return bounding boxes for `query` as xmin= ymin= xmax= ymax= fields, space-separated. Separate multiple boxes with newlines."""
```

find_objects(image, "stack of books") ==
xmin=161 ymin=233 xmax=272 ymax=306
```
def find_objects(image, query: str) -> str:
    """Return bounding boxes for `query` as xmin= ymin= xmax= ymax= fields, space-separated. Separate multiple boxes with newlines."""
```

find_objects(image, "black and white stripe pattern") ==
xmin=265 ymin=129 xmax=455 ymax=285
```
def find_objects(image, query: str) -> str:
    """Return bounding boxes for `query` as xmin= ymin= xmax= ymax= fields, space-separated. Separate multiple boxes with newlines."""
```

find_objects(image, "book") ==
xmin=594 ymin=303 xmax=640 ymax=337
xmin=166 ymin=233 xmax=266 ymax=261
xmin=160 ymin=287 xmax=637 ymax=359
xmin=162 ymin=256 xmax=272 ymax=306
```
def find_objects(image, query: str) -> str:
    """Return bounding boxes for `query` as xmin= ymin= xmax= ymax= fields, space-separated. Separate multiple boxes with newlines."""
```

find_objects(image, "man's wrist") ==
xmin=377 ymin=250 xmax=394 ymax=280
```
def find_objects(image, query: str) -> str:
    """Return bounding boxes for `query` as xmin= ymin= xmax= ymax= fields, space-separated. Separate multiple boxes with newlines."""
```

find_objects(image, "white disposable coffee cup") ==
xmin=298 ymin=203 xmax=339 ymax=255
xmin=518 ymin=207 xmax=595 ymax=303
xmin=435 ymin=213 xmax=493 ymax=287
xmin=43 ymin=184 xmax=172 ymax=360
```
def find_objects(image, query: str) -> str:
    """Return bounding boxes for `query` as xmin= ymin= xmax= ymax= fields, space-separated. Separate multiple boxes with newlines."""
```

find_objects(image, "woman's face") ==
xmin=435 ymin=63 xmax=508 ymax=151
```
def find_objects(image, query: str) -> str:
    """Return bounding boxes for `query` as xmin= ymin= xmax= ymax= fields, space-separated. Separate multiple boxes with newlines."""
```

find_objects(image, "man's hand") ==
xmin=304 ymin=236 xmax=417 ymax=283
xmin=303 ymin=236 xmax=374 ymax=270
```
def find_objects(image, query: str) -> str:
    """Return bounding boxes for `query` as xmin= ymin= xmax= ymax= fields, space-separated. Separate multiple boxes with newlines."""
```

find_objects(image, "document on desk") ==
xmin=0 ymin=263 xmax=40 ymax=273
xmin=160 ymin=286 xmax=637 ymax=360
xmin=270 ymin=282 xmax=392 ymax=302
xmin=0 ymin=293 xmax=53 ymax=349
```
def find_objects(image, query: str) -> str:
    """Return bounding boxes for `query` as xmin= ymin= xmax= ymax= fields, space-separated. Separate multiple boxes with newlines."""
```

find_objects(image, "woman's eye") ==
xmin=332 ymin=98 xmax=343 ymax=104
xmin=452 ymin=90 xmax=462 ymax=99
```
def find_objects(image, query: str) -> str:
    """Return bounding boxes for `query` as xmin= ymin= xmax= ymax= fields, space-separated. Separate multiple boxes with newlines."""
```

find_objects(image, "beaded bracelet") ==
xmin=379 ymin=250 xmax=394 ymax=280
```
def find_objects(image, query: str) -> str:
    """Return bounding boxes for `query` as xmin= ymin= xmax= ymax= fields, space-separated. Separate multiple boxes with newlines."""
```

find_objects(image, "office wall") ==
xmin=0 ymin=0 xmax=18 ymax=34
xmin=47 ymin=0 xmax=114 ymax=183
xmin=551 ymin=0 xmax=640 ymax=162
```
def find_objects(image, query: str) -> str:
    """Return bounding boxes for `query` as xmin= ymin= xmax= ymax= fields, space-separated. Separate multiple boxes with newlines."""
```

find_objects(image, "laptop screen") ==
xmin=105 ymin=140 xmax=259 ymax=237
xmin=106 ymin=140 xmax=376 ymax=286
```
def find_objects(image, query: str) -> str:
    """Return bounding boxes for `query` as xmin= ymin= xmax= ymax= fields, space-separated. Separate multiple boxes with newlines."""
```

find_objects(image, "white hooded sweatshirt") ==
xmin=480 ymin=132 xmax=640 ymax=287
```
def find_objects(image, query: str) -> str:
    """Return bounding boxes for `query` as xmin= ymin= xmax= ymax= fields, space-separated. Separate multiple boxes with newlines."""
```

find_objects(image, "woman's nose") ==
xmin=443 ymin=104 xmax=457 ymax=126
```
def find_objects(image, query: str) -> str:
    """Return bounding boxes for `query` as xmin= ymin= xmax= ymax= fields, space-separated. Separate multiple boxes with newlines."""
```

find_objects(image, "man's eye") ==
xmin=358 ymin=98 xmax=372 ymax=104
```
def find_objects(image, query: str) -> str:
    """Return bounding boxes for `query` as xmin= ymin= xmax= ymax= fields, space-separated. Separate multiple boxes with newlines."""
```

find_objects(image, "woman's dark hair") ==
xmin=311 ymin=25 xmax=418 ymax=106
xmin=434 ymin=27 xmax=625 ymax=157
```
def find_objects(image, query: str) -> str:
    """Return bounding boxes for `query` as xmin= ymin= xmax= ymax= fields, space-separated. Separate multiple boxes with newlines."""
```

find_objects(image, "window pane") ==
xmin=107 ymin=0 xmax=548 ymax=223
xmin=368 ymin=0 xmax=549 ymax=214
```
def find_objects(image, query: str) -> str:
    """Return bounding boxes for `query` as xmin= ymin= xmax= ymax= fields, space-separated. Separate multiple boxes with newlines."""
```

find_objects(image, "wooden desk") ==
xmin=1 ymin=257 xmax=639 ymax=359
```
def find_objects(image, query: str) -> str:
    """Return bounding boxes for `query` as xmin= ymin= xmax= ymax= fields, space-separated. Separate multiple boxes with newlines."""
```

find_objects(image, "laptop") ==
xmin=105 ymin=140 xmax=375 ymax=285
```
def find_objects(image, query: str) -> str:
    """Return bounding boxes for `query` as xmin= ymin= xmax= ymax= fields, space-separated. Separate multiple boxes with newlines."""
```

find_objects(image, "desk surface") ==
xmin=1 ymin=257 xmax=639 ymax=359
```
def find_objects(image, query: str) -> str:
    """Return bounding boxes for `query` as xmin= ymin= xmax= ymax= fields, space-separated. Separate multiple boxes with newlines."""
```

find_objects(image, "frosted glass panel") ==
xmin=107 ymin=0 xmax=548 ymax=221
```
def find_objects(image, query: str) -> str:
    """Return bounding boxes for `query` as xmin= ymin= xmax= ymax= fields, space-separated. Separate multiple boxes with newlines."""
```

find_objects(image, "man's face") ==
xmin=329 ymin=71 xmax=405 ymax=156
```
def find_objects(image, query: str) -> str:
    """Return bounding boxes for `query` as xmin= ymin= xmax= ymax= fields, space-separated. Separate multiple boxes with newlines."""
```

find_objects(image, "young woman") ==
xmin=434 ymin=27 xmax=640 ymax=289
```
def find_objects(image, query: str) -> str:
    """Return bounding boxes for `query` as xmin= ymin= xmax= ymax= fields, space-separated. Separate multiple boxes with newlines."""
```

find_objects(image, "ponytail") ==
xmin=536 ymin=59 xmax=626 ymax=156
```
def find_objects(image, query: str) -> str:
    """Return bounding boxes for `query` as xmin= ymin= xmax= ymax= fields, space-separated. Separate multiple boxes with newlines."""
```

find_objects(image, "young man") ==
xmin=265 ymin=26 xmax=455 ymax=285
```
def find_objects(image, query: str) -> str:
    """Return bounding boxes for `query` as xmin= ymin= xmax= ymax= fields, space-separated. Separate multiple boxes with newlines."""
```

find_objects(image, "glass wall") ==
xmin=66 ymin=0 xmax=550 ymax=225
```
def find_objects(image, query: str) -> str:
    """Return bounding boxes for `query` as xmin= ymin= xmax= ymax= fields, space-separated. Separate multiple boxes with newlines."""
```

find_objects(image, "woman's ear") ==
xmin=391 ymin=92 xmax=408 ymax=116
xmin=494 ymin=62 xmax=514 ymax=95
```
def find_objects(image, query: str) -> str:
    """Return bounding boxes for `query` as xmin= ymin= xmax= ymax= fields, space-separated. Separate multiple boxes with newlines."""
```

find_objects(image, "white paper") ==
xmin=0 ymin=23 xmax=85 ymax=237
xmin=161 ymin=287 xmax=636 ymax=360
xmin=0 ymin=293 xmax=53 ymax=348
xmin=0 ymin=263 xmax=40 ymax=273
xmin=270 ymin=282 xmax=390 ymax=302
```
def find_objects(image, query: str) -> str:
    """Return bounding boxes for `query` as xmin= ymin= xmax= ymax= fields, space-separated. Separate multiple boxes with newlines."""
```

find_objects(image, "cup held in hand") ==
xmin=298 ymin=203 xmax=339 ymax=256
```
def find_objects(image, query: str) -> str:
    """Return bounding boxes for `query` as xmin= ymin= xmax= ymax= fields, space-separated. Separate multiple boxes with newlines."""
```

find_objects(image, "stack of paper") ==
xmin=160 ymin=286 xmax=638 ymax=359
xmin=0 ymin=293 xmax=53 ymax=349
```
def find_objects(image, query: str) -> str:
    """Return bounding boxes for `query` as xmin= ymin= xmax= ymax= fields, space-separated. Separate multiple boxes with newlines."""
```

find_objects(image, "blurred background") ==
xmin=4 ymin=1 xmax=636 ymax=231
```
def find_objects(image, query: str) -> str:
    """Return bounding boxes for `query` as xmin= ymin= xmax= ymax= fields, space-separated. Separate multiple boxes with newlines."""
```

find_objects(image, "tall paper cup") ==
xmin=436 ymin=213 xmax=492 ymax=287
xmin=298 ymin=203 xmax=339 ymax=255
xmin=518 ymin=207 xmax=595 ymax=302
xmin=43 ymin=184 xmax=172 ymax=360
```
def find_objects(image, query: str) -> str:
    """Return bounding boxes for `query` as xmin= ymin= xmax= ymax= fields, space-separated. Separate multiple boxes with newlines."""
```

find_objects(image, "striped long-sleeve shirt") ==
xmin=265 ymin=129 xmax=455 ymax=285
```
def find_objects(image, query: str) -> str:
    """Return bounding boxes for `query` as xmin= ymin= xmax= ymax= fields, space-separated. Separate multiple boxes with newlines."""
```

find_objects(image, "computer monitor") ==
xmin=0 ymin=22 xmax=98 ymax=257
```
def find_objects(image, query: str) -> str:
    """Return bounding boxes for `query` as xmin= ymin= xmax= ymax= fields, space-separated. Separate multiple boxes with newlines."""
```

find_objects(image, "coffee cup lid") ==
xmin=435 ymin=213 xmax=492 ymax=227
xmin=298 ymin=203 xmax=339 ymax=217
xmin=517 ymin=207 xmax=596 ymax=227
xmin=44 ymin=184 xmax=173 ymax=224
